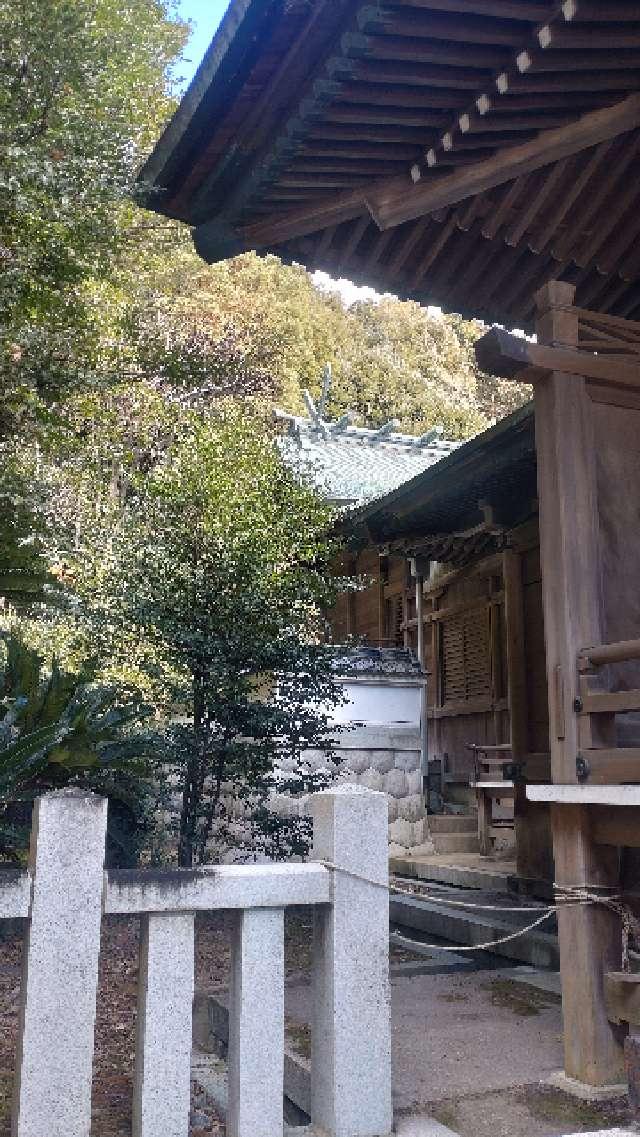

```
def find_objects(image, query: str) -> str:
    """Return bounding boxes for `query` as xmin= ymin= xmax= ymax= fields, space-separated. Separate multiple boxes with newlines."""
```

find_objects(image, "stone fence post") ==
xmin=311 ymin=785 xmax=393 ymax=1137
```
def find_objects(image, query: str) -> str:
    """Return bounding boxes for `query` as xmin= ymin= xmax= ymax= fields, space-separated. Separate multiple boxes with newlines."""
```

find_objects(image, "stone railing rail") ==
xmin=1 ymin=785 xmax=392 ymax=1137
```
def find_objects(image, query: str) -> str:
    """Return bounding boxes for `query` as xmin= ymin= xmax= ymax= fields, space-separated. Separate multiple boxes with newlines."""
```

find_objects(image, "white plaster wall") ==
xmin=329 ymin=680 xmax=421 ymax=725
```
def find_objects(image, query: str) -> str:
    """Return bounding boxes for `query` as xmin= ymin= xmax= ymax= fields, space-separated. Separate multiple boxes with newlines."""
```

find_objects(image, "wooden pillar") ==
xmin=504 ymin=549 xmax=533 ymax=880
xmin=477 ymin=790 xmax=492 ymax=857
xmin=534 ymin=282 xmax=624 ymax=1086
xmin=415 ymin=568 xmax=429 ymax=807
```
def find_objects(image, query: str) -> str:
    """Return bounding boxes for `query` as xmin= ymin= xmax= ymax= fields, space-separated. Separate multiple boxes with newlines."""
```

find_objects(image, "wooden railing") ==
xmin=2 ymin=787 xmax=392 ymax=1137
xmin=576 ymin=640 xmax=640 ymax=784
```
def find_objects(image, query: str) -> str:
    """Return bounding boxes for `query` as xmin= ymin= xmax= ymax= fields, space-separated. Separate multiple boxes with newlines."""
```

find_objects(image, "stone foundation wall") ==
xmin=301 ymin=725 xmax=434 ymax=858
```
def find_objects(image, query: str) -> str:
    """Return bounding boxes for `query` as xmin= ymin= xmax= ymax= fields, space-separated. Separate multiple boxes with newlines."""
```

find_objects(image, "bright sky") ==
xmin=174 ymin=0 xmax=227 ymax=88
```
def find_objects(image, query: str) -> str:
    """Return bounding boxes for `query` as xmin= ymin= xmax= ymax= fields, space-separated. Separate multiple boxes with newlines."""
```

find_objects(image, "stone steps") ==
xmin=430 ymin=830 xmax=480 ymax=855
xmin=389 ymin=855 xmax=514 ymax=893
xmin=428 ymin=815 xmax=477 ymax=834
xmin=390 ymin=893 xmax=559 ymax=969
xmin=427 ymin=814 xmax=479 ymax=855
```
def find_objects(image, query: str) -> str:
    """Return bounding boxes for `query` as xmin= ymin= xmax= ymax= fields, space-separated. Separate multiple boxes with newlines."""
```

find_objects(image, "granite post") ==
xmin=311 ymin=785 xmax=393 ymax=1137
xmin=227 ymin=907 xmax=285 ymax=1137
xmin=12 ymin=790 xmax=108 ymax=1137
xmin=133 ymin=913 xmax=195 ymax=1137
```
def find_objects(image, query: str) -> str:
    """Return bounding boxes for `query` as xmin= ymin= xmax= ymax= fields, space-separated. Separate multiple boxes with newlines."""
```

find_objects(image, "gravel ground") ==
xmin=0 ymin=916 xmax=233 ymax=1137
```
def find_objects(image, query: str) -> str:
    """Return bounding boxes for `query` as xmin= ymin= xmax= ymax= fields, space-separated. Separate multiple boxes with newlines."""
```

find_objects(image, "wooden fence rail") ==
xmin=2 ymin=786 xmax=392 ymax=1137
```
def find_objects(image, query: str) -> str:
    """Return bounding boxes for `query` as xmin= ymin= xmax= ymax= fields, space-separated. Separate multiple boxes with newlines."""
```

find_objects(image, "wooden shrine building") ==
xmin=330 ymin=404 xmax=555 ymax=872
xmin=142 ymin=0 xmax=640 ymax=1099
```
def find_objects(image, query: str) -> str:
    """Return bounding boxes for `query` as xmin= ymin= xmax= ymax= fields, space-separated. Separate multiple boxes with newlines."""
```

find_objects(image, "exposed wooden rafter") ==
xmin=145 ymin=0 xmax=640 ymax=328
xmin=245 ymin=93 xmax=640 ymax=247
xmin=367 ymin=94 xmax=640 ymax=229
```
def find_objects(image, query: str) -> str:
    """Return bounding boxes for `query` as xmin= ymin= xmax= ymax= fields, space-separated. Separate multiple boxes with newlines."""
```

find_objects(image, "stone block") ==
xmin=13 ymin=791 xmax=108 ymax=1137
xmin=133 ymin=913 xmax=194 ymax=1137
xmin=369 ymin=750 xmax=395 ymax=775
xmin=342 ymin=749 xmax=371 ymax=775
xmin=301 ymin=750 xmax=326 ymax=770
xmin=311 ymin=787 xmax=392 ymax=1137
xmin=278 ymin=756 xmax=300 ymax=774
xmin=338 ymin=769 xmax=359 ymax=786
xmin=387 ymin=797 xmax=398 ymax=824
xmin=412 ymin=819 xmax=429 ymax=845
xmin=389 ymin=818 xmax=414 ymax=849
xmin=395 ymin=751 xmax=421 ymax=773
xmin=407 ymin=769 xmax=423 ymax=796
xmin=397 ymin=795 xmax=425 ymax=823
xmin=360 ymin=769 xmax=384 ymax=793
xmin=228 ymin=908 xmax=284 ymax=1137
xmin=384 ymin=769 xmax=408 ymax=799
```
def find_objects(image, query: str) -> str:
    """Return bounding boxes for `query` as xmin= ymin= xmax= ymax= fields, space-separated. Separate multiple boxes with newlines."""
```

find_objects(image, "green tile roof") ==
xmin=276 ymin=409 xmax=460 ymax=507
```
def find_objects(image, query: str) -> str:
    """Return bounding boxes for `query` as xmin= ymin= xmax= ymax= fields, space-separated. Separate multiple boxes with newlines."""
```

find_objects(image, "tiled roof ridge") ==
xmin=274 ymin=408 xmax=459 ymax=453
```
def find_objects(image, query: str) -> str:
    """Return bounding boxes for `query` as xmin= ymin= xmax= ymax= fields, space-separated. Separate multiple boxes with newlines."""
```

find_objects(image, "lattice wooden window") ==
xmin=385 ymin=594 xmax=405 ymax=647
xmin=441 ymin=607 xmax=491 ymax=705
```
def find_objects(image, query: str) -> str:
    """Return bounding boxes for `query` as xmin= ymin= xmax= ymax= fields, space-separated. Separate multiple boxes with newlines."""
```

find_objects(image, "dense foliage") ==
xmin=0 ymin=636 xmax=159 ymax=864
xmin=98 ymin=409 xmax=342 ymax=865
xmin=161 ymin=252 xmax=529 ymax=440
xmin=18 ymin=391 xmax=343 ymax=866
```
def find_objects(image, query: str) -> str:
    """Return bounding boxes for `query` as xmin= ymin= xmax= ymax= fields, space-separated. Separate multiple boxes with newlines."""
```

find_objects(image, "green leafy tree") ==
xmin=181 ymin=253 xmax=529 ymax=437
xmin=87 ymin=408 xmax=343 ymax=866
xmin=0 ymin=0 xmax=187 ymax=419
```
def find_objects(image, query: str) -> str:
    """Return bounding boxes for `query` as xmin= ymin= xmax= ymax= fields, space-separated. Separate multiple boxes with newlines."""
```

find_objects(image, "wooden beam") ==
xmin=357 ymin=9 xmax=524 ymax=46
xmin=346 ymin=60 xmax=489 ymax=90
xmin=518 ymin=46 xmax=640 ymax=72
xmin=563 ymin=0 xmax=640 ymax=21
xmin=524 ymin=282 xmax=625 ymax=1086
xmin=394 ymin=0 xmax=550 ymax=18
xmin=478 ymin=91 xmax=618 ymax=113
xmin=345 ymin=32 xmax=507 ymax=70
xmin=324 ymin=107 xmax=449 ymax=128
xmin=581 ymin=749 xmax=640 ymax=785
xmin=241 ymin=188 xmax=370 ymax=248
xmin=497 ymin=69 xmax=640 ymax=93
xmin=474 ymin=326 xmax=640 ymax=390
xmin=299 ymin=142 xmax=418 ymax=160
xmin=504 ymin=158 xmax=570 ymax=247
xmin=529 ymin=139 xmax=612 ymax=254
xmin=539 ymin=22 xmax=640 ymax=50
xmin=333 ymin=85 xmax=469 ymax=110
xmin=552 ymin=806 xmax=625 ymax=1082
xmin=367 ymin=95 xmax=640 ymax=230
xmin=460 ymin=111 xmax=576 ymax=133
xmin=582 ymin=690 xmax=640 ymax=715
xmin=592 ymin=807 xmax=640 ymax=849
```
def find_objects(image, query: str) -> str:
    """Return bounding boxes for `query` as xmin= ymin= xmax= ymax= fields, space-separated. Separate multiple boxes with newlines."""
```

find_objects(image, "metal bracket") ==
xmin=576 ymin=753 xmax=591 ymax=781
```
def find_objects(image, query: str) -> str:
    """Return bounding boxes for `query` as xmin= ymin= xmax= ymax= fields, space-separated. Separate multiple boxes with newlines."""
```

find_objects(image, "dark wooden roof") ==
xmin=345 ymin=402 xmax=537 ymax=544
xmin=141 ymin=1 xmax=640 ymax=328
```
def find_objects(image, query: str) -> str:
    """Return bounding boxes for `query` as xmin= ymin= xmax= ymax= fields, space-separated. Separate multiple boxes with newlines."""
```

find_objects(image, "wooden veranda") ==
xmin=142 ymin=0 xmax=640 ymax=1097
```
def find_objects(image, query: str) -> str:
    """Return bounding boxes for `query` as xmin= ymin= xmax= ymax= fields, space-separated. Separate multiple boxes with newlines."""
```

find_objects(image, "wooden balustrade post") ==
xmin=13 ymin=790 xmax=107 ymax=1137
xmin=311 ymin=786 xmax=392 ymax=1137
xmin=534 ymin=282 xmax=624 ymax=1087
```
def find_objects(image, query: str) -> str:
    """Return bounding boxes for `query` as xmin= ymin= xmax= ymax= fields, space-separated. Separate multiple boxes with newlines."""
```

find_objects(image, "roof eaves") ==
xmin=138 ymin=0 xmax=268 ymax=207
xmin=343 ymin=401 xmax=535 ymax=533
